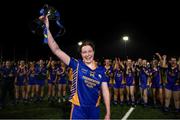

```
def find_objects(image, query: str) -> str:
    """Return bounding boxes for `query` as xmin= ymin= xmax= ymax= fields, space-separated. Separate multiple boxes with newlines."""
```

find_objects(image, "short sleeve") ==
xmin=101 ymin=67 xmax=109 ymax=82
xmin=68 ymin=57 xmax=78 ymax=70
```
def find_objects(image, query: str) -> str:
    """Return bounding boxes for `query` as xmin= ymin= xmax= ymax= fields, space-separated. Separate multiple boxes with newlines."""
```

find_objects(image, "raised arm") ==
xmin=155 ymin=53 xmax=162 ymax=61
xmin=155 ymin=53 xmax=163 ymax=67
xmin=113 ymin=58 xmax=118 ymax=70
xmin=41 ymin=16 xmax=70 ymax=65
xmin=161 ymin=55 xmax=168 ymax=68
xmin=118 ymin=58 xmax=124 ymax=69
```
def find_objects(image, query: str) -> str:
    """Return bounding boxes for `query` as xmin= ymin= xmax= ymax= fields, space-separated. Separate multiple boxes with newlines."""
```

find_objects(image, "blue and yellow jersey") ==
xmin=28 ymin=67 xmax=36 ymax=83
xmin=56 ymin=66 xmax=67 ymax=84
xmin=35 ymin=65 xmax=47 ymax=80
xmin=59 ymin=66 xmax=66 ymax=79
xmin=151 ymin=67 xmax=162 ymax=85
xmin=48 ymin=66 xmax=57 ymax=81
xmin=16 ymin=67 xmax=27 ymax=81
xmin=1 ymin=67 xmax=16 ymax=79
xmin=114 ymin=69 xmax=124 ymax=85
xmin=104 ymin=66 xmax=113 ymax=84
xmin=125 ymin=67 xmax=135 ymax=86
xmin=68 ymin=58 xmax=108 ymax=107
xmin=166 ymin=65 xmax=178 ymax=84
xmin=139 ymin=66 xmax=149 ymax=85
xmin=28 ymin=68 xmax=36 ymax=78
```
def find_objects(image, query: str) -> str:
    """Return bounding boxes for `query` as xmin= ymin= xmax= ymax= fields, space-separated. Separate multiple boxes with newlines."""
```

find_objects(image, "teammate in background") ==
xmin=160 ymin=54 xmax=180 ymax=112
xmin=139 ymin=60 xmax=151 ymax=107
xmin=104 ymin=59 xmax=114 ymax=102
xmin=15 ymin=60 xmax=27 ymax=103
xmin=25 ymin=62 xmax=36 ymax=103
xmin=57 ymin=62 xmax=67 ymax=103
xmin=35 ymin=59 xmax=47 ymax=102
xmin=0 ymin=61 xmax=16 ymax=109
xmin=125 ymin=59 xmax=136 ymax=106
xmin=134 ymin=58 xmax=143 ymax=104
xmin=151 ymin=54 xmax=164 ymax=107
xmin=47 ymin=59 xmax=57 ymax=103
xmin=113 ymin=58 xmax=125 ymax=105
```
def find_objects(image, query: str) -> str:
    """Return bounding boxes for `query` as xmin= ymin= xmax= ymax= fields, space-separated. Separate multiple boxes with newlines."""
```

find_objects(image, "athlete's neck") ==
xmin=84 ymin=60 xmax=97 ymax=70
xmin=105 ymin=65 xmax=110 ymax=69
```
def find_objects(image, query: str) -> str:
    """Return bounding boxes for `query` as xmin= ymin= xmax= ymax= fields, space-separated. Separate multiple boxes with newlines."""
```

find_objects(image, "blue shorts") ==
xmin=126 ymin=77 xmax=134 ymax=86
xmin=71 ymin=104 xmax=100 ymax=119
xmin=15 ymin=80 xmax=24 ymax=86
xmin=126 ymin=83 xmax=135 ymax=87
xmin=16 ymin=77 xmax=25 ymax=86
xmin=140 ymin=84 xmax=148 ymax=89
xmin=59 ymin=78 xmax=67 ymax=84
xmin=48 ymin=79 xmax=56 ymax=84
xmin=151 ymin=84 xmax=163 ymax=88
xmin=108 ymin=83 xmax=113 ymax=88
xmin=114 ymin=84 xmax=125 ymax=89
xmin=37 ymin=79 xmax=45 ymax=86
xmin=165 ymin=84 xmax=180 ymax=91
xmin=172 ymin=85 xmax=180 ymax=91
xmin=28 ymin=78 xmax=36 ymax=85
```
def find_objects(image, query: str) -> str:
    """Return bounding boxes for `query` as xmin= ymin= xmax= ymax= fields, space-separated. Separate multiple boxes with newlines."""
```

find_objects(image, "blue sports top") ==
xmin=68 ymin=58 xmax=108 ymax=107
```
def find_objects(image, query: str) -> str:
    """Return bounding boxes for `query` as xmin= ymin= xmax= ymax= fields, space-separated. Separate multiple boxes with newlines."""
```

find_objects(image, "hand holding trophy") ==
xmin=31 ymin=4 xmax=65 ymax=44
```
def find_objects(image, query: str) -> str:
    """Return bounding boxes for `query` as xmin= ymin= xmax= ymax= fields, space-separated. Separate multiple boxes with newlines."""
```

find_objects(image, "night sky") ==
xmin=1 ymin=0 xmax=180 ymax=61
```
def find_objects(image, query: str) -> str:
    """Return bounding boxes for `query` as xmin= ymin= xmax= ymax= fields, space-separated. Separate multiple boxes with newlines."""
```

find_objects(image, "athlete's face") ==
xmin=81 ymin=45 xmax=94 ymax=64
xmin=138 ymin=58 xmax=142 ymax=65
xmin=152 ymin=60 xmax=158 ymax=67
xmin=171 ymin=58 xmax=177 ymax=67
xmin=126 ymin=59 xmax=132 ymax=66
xmin=30 ymin=62 xmax=34 ymax=67
xmin=6 ymin=61 xmax=11 ymax=68
xmin=142 ymin=60 xmax=147 ymax=66
xmin=20 ymin=60 xmax=25 ymax=67
xmin=51 ymin=60 xmax=55 ymax=66
xmin=39 ymin=60 xmax=44 ymax=66
xmin=105 ymin=59 xmax=110 ymax=66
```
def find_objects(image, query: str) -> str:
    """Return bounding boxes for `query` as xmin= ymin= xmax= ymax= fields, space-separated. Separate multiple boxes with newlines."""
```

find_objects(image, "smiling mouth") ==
xmin=86 ymin=56 xmax=92 ymax=60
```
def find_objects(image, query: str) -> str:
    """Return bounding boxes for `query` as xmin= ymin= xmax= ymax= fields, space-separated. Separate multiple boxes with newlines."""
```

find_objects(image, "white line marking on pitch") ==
xmin=122 ymin=107 xmax=135 ymax=120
